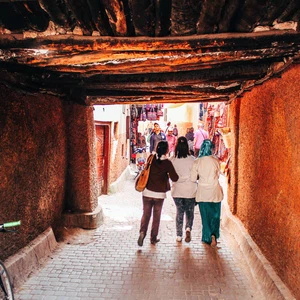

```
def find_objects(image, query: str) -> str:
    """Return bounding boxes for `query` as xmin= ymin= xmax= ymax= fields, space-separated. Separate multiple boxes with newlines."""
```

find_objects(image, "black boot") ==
xmin=138 ymin=232 xmax=145 ymax=246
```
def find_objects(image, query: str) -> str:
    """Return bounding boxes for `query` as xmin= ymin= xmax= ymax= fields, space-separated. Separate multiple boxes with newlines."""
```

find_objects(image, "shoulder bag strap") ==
xmin=145 ymin=154 xmax=154 ymax=169
xmin=200 ymin=129 xmax=205 ymax=139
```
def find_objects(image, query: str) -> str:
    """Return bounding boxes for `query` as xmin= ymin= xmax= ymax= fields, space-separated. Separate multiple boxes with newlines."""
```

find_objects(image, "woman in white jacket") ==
xmin=191 ymin=139 xmax=223 ymax=247
xmin=170 ymin=136 xmax=197 ymax=243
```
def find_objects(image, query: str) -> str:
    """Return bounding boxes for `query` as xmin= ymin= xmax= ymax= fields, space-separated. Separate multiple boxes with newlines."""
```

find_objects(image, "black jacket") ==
xmin=146 ymin=156 xmax=179 ymax=192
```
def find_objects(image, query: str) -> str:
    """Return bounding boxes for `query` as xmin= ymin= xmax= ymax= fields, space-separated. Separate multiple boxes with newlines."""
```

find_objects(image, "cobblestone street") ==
xmin=15 ymin=168 xmax=265 ymax=300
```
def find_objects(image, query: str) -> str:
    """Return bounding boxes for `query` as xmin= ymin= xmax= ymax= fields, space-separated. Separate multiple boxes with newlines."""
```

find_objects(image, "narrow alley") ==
xmin=1 ymin=2 xmax=300 ymax=299
xmin=15 ymin=167 xmax=272 ymax=300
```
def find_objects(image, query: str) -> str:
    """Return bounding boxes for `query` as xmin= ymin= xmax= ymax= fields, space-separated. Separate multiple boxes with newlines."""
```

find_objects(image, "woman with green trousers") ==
xmin=191 ymin=139 xmax=223 ymax=247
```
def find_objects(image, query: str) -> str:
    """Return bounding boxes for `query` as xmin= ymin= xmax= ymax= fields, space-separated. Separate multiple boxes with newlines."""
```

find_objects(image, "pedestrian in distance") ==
xmin=166 ymin=127 xmax=177 ymax=157
xmin=191 ymin=139 xmax=223 ymax=247
xmin=149 ymin=122 xmax=166 ymax=153
xmin=193 ymin=123 xmax=208 ymax=157
xmin=185 ymin=127 xmax=194 ymax=142
xmin=165 ymin=121 xmax=171 ymax=133
xmin=185 ymin=127 xmax=194 ymax=156
xmin=170 ymin=136 xmax=197 ymax=243
xmin=172 ymin=124 xmax=178 ymax=137
xmin=138 ymin=140 xmax=179 ymax=246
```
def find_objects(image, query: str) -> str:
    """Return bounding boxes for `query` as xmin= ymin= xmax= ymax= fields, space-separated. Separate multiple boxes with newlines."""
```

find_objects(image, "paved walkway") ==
xmin=15 ymin=168 xmax=265 ymax=300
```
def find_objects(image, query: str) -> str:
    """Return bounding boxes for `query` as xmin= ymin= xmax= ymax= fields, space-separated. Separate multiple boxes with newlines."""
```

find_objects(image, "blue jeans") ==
xmin=173 ymin=197 xmax=196 ymax=237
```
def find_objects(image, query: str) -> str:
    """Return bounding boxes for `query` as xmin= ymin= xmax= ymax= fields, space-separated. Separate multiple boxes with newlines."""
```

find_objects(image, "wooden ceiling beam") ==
xmin=0 ymin=30 xmax=299 ymax=51
xmin=88 ymin=94 xmax=230 ymax=105
xmin=0 ymin=30 xmax=299 ymax=104
xmin=0 ymin=31 xmax=299 ymax=75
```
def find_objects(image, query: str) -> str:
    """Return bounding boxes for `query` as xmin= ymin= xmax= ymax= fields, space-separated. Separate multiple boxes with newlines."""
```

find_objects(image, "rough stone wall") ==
xmin=228 ymin=64 xmax=300 ymax=298
xmin=109 ymin=132 xmax=129 ymax=184
xmin=0 ymin=84 xmax=67 ymax=260
xmin=64 ymin=104 xmax=98 ymax=212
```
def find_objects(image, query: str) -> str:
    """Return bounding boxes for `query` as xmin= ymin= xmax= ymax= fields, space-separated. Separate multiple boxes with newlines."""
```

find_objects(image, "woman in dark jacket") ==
xmin=138 ymin=140 xmax=179 ymax=246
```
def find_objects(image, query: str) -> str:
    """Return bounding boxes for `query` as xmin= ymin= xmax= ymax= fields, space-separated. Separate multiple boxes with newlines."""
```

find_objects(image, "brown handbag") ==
xmin=135 ymin=154 xmax=154 ymax=192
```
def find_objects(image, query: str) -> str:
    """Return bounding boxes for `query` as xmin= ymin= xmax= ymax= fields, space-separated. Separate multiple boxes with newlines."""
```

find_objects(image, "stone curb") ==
xmin=4 ymin=227 xmax=58 ymax=291
xmin=221 ymin=200 xmax=296 ymax=300
xmin=63 ymin=204 xmax=104 ymax=229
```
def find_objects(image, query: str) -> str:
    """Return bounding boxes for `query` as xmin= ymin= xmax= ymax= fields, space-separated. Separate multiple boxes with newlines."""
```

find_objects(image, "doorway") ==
xmin=95 ymin=122 xmax=110 ymax=195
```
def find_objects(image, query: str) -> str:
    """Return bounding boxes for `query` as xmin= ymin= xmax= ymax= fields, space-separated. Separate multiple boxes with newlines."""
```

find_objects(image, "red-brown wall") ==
xmin=228 ymin=64 xmax=300 ymax=298
xmin=0 ymin=84 xmax=67 ymax=260
xmin=64 ymin=103 xmax=98 ymax=212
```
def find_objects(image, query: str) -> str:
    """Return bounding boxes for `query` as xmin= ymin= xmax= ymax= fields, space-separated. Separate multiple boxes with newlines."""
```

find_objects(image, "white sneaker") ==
xmin=176 ymin=236 xmax=182 ymax=242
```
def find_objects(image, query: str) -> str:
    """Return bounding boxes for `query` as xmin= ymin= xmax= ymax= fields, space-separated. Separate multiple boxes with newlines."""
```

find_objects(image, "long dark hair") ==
xmin=155 ymin=140 xmax=169 ymax=162
xmin=175 ymin=136 xmax=189 ymax=158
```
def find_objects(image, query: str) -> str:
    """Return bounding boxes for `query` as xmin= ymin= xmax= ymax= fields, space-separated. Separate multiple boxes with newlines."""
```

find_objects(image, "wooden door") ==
xmin=95 ymin=124 xmax=109 ymax=195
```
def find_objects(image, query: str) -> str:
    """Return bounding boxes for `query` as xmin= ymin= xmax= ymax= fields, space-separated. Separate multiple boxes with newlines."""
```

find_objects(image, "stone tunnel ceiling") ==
xmin=0 ymin=0 xmax=299 ymax=105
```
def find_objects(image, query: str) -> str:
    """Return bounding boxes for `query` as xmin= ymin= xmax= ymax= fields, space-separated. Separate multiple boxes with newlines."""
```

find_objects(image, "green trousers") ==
xmin=198 ymin=202 xmax=221 ymax=244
